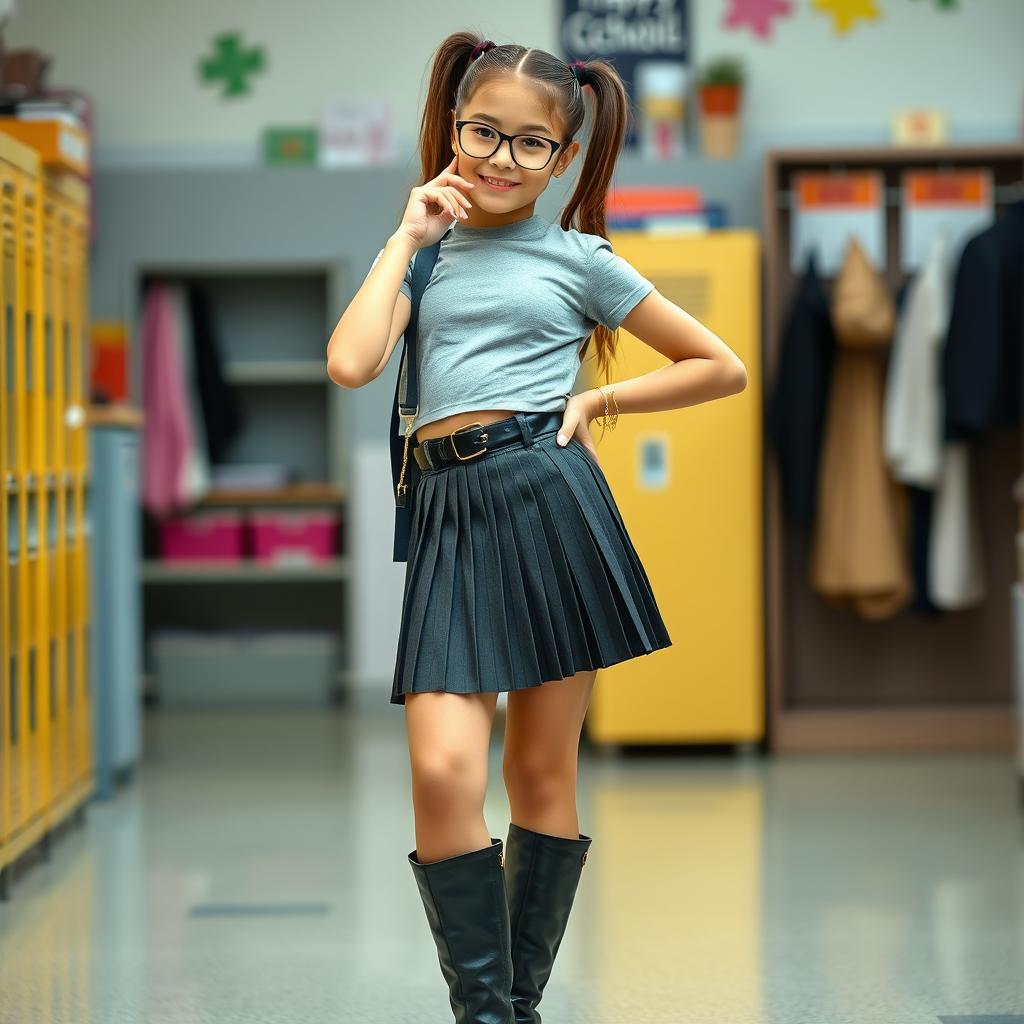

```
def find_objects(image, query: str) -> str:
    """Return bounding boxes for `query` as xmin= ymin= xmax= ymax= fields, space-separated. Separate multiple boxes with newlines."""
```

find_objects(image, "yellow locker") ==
xmin=42 ymin=171 xmax=77 ymax=805
xmin=584 ymin=230 xmax=764 ymax=746
xmin=68 ymin=178 xmax=93 ymax=783
xmin=65 ymin=525 xmax=91 ymax=787
xmin=26 ymin=541 xmax=46 ymax=820
xmin=47 ymin=524 xmax=67 ymax=803
xmin=28 ymin=166 xmax=53 ymax=822
xmin=2 ymin=135 xmax=39 ymax=847
xmin=1 ymin=127 xmax=92 ymax=891
xmin=65 ymin=182 xmax=88 ymax=477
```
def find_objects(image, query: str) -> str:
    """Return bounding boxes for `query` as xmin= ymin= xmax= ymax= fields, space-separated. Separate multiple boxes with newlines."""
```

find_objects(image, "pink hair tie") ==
xmin=470 ymin=40 xmax=496 ymax=61
xmin=568 ymin=59 xmax=590 ymax=88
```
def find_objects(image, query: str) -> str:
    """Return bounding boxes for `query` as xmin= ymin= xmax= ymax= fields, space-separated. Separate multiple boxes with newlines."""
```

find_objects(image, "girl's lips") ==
xmin=479 ymin=175 xmax=520 ymax=191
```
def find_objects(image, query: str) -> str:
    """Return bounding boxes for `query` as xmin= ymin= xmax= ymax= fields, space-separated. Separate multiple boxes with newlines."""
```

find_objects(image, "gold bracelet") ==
xmin=597 ymin=385 xmax=618 ymax=431
xmin=594 ymin=386 xmax=609 ymax=434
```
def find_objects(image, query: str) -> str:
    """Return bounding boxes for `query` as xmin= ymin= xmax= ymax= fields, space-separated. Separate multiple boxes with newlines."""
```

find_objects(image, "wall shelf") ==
xmin=197 ymin=482 xmax=346 ymax=506
xmin=222 ymin=359 xmax=328 ymax=385
xmin=141 ymin=557 xmax=350 ymax=584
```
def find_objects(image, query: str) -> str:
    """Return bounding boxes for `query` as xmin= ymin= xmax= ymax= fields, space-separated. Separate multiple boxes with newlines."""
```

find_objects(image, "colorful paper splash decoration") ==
xmin=720 ymin=0 xmax=962 ymax=40
xmin=812 ymin=0 xmax=882 ymax=34
xmin=722 ymin=0 xmax=795 ymax=39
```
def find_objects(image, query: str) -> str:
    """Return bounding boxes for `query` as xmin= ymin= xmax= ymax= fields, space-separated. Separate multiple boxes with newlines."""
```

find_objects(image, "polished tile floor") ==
xmin=1 ymin=705 xmax=1023 ymax=1024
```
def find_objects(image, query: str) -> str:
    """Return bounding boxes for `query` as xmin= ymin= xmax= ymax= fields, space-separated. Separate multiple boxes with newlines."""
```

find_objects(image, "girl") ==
xmin=328 ymin=32 xmax=747 ymax=1024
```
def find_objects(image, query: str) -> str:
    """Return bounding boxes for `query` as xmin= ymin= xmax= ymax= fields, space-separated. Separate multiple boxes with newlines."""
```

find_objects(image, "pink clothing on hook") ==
xmin=140 ymin=282 xmax=195 ymax=516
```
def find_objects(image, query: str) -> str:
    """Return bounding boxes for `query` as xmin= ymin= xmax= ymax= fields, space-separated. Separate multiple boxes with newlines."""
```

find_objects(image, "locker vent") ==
xmin=650 ymin=273 xmax=711 ymax=321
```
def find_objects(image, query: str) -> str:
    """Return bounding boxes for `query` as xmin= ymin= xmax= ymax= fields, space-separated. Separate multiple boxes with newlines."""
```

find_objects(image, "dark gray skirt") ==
xmin=390 ymin=412 xmax=672 ymax=705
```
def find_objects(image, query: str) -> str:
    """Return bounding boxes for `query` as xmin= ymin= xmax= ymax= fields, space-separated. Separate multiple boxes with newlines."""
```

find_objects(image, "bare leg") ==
xmin=405 ymin=690 xmax=500 ymax=862
xmin=502 ymin=669 xmax=597 ymax=838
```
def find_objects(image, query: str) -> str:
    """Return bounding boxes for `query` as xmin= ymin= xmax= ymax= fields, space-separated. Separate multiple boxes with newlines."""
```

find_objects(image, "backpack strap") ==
xmin=390 ymin=238 xmax=441 ymax=562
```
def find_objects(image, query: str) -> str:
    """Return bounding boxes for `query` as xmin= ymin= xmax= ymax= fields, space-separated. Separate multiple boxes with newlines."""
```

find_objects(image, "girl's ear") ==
xmin=554 ymin=141 xmax=580 ymax=178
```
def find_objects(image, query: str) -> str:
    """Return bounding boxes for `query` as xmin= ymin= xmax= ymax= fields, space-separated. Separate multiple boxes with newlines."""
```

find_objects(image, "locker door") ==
xmin=585 ymin=230 xmax=764 ymax=745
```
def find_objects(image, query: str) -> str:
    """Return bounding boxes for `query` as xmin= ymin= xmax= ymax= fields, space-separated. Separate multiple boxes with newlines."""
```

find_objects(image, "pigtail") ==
xmin=559 ymin=60 xmax=632 ymax=385
xmin=416 ymin=32 xmax=482 ymax=185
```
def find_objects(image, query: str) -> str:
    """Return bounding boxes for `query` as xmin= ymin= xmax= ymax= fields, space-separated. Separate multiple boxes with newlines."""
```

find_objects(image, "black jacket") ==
xmin=943 ymin=200 xmax=1024 ymax=440
xmin=765 ymin=251 xmax=838 ymax=528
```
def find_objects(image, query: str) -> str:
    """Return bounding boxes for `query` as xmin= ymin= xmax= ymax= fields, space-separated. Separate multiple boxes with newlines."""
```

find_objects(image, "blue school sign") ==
xmin=561 ymin=0 xmax=690 ymax=151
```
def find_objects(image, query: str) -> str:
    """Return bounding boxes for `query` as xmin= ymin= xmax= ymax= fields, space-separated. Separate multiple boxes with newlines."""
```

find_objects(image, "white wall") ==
xmin=6 ymin=0 xmax=1023 ymax=168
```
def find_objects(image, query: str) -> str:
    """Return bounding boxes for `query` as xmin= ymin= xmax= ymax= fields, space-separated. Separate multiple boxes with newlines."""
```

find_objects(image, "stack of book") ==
xmin=605 ymin=185 xmax=727 ymax=233
xmin=0 ymin=89 xmax=92 ymax=179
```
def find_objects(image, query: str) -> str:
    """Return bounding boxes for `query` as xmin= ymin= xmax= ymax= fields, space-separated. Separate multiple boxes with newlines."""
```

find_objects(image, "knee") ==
xmin=410 ymin=749 xmax=485 ymax=815
xmin=503 ymin=749 xmax=576 ymax=806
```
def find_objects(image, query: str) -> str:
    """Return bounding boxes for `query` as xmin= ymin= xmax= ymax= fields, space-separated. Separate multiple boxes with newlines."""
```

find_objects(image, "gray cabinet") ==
xmin=88 ymin=422 xmax=143 ymax=799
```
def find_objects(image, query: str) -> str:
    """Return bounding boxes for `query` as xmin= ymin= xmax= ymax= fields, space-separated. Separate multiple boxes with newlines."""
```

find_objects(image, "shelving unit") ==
xmin=761 ymin=144 xmax=1024 ymax=753
xmin=136 ymin=268 xmax=351 ymax=702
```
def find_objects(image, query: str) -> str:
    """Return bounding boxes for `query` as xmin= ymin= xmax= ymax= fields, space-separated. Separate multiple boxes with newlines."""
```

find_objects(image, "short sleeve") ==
xmin=366 ymin=246 xmax=414 ymax=300
xmin=583 ymin=237 xmax=655 ymax=330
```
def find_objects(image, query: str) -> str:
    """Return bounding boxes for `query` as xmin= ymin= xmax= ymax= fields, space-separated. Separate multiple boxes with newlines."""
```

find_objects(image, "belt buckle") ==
xmin=450 ymin=422 xmax=489 ymax=461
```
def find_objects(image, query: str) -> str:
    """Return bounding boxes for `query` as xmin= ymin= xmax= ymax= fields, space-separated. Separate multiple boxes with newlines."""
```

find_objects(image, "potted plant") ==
xmin=697 ymin=56 xmax=745 ymax=159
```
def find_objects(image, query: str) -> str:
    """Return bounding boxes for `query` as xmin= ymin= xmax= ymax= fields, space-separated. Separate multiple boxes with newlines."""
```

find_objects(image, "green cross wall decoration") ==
xmin=199 ymin=32 xmax=267 ymax=98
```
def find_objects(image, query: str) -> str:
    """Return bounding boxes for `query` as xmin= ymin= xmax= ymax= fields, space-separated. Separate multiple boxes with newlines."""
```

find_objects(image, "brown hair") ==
xmin=414 ymin=31 xmax=634 ymax=385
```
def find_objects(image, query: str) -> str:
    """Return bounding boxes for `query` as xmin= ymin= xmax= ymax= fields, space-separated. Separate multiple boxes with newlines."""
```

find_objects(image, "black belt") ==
xmin=413 ymin=410 xmax=564 ymax=471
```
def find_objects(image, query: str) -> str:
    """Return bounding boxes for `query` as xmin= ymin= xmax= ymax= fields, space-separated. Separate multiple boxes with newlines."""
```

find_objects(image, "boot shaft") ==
xmin=503 ymin=824 xmax=593 ymax=1024
xmin=409 ymin=837 xmax=514 ymax=1024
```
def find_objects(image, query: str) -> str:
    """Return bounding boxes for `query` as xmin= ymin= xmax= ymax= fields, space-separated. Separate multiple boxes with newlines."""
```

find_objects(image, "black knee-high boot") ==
xmin=408 ymin=836 xmax=514 ymax=1024
xmin=503 ymin=823 xmax=593 ymax=1024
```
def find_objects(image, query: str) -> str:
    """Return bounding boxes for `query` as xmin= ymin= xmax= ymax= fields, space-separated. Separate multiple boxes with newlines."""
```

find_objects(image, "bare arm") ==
xmin=327 ymin=156 xmax=476 ymax=388
xmin=326 ymin=229 xmax=419 ymax=388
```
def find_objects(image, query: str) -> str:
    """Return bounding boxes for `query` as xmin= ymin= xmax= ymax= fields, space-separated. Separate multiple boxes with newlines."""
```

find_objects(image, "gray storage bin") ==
xmin=153 ymin=629 xmax=336 ymax=707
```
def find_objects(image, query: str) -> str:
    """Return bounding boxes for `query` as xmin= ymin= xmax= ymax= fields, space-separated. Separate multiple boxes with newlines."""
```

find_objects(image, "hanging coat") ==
xmin=140 ymin=282 xmax=196 ymax=517
xmin=928 ymin=441 xmax=987 ymax=609
xmin=168 ymin=282 xmax=210 ymax=505
xmin=883 ymin=231 xmax=949 ymax=488
xmin=881 ymin=231 xmax=986 ymax=612
xmin=765 ymin=249 xmax=837 ymax=529
xmin=943 ymin=199 xmax=1024 ymax=440
xmin=187 ymin=283 xmax=243 ymax=464
xmin=810 ymin=237 xmax=912 ymax=620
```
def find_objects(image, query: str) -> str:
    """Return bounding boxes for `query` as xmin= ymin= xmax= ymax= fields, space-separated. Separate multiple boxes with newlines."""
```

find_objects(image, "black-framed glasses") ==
xmin=455 ymin=120 xmax=568 ymax=171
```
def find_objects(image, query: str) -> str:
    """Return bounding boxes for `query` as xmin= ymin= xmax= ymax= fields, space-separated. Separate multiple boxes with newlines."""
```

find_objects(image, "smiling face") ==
xmin=450 ymin=75 xmax=580 ymax=227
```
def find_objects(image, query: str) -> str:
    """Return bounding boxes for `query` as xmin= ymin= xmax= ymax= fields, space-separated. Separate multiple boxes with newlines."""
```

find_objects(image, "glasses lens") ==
xmin=459 ymin=123 xmax=552 ymax=170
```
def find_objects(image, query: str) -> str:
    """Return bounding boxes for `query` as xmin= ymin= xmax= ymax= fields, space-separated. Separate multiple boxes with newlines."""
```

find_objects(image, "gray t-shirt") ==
xmin=366 ymin=212 xmax=655 ymax=433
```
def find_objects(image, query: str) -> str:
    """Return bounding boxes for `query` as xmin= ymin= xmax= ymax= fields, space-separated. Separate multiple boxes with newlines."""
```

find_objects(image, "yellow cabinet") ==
xmin=584 ymin=230 xmax=764 ymax=745
xmin=1 ymin=129 xmax=93 ymax=895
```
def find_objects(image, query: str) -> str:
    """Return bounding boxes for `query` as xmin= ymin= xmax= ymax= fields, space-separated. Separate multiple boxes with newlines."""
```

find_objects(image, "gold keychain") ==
xmin=396 ymin=410 xmax=415 ymax=507
xmin=395 ymin=343 xmax=418 ymax=508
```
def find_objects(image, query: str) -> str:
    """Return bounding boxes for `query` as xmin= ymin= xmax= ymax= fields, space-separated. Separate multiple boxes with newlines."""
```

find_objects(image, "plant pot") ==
xmin=699 ymin=114 xmax=742 ymax=160
xmin=699 ymin=83 xmax=741 ymax=117
xmin=697 ymin=84 xmax=742 ymax=159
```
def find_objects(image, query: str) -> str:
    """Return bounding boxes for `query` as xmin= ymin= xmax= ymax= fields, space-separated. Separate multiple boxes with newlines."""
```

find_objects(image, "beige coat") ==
xmin=810 ymin=237 xmax=912 ymax=620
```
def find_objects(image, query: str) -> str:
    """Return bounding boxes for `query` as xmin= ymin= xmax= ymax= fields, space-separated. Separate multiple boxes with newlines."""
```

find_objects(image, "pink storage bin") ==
xmin=160 ymin=510 xmax=245 ymax=562
xmin=249 ymin=510 xmax=338 ymax=565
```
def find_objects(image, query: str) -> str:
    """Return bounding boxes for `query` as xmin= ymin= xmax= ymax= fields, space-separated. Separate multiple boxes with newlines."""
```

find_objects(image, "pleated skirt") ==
xmin=390 ymin=416 xmax=672 ymax=705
